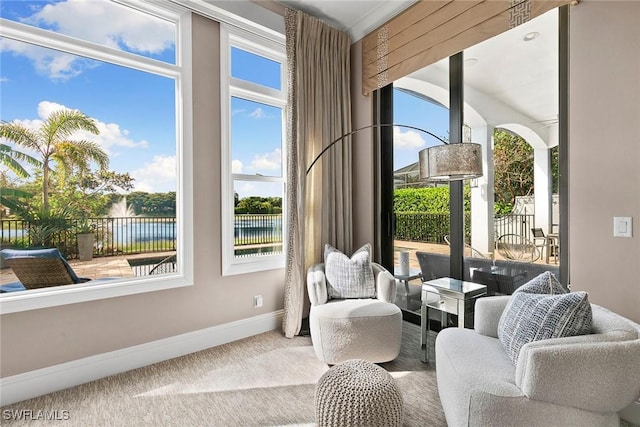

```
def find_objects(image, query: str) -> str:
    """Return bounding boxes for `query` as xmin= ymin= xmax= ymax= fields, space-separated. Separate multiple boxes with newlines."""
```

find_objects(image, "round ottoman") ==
xmin=315 ymin=359 xmax=403 ymax=427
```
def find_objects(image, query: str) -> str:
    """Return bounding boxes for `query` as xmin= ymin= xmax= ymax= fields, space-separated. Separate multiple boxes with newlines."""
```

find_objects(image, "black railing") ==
xmin=1 ymin=214 xmax=286 ymax=258
xmin=0 ymin=217 xmax=177 ymax=258
xmin=234 ymin=214 xmax=283 ymax=246
xmin=494 ymin=213 xmax=535 ymax=242
xmin=1 ymin=213 xmax=538 ymax=259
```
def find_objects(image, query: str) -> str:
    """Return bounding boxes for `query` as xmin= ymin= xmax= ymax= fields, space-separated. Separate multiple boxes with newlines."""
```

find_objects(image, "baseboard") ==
xmin=620 ymin=399 xmax=640 ymax=425
xmin=0 ymin=310 xmax=284 ymax=407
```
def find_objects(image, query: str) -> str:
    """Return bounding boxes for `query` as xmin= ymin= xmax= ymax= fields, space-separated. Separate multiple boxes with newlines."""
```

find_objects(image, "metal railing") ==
xmin=1 ymin=213 xmax=538 ymax=258
xmin=494 ymin=213 xmax=535 ymax=242
xmin=1 ymin=214 xmax=286 ymax=258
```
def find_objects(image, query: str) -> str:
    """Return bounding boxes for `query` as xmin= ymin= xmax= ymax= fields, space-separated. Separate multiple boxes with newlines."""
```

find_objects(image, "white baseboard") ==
xmin=0 ymin=310 xmax=284 ymax=407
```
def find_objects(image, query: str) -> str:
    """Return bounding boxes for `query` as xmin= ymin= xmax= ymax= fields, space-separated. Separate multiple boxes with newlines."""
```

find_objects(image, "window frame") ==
xmin=0 ymin=1 xmax=193 ymax=314
xmin=220 ymin=24 xmax=287 ymax=276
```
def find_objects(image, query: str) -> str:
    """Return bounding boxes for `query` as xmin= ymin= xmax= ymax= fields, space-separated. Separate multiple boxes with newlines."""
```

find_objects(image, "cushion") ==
xmin=516 ymin=271 xmax=566 ymax=295
xmin=0 ymin=248 xmax=83 ymax=283
xmin=498 ymin=291 xmax=593 ymax=364
xmin=324 ymin=243 xmax=375 ymax=299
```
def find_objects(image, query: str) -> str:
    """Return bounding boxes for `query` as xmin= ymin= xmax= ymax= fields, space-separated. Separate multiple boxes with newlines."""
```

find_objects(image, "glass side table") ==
xmin=421 ymin=277 xmax=487 ymax=362
xmin=393 ymin=267 xmax=422 ymax=296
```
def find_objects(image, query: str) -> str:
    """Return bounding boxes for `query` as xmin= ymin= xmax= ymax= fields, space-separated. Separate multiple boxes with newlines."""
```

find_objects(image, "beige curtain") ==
xmin=283 ymin=9 xmax=353 ymax=338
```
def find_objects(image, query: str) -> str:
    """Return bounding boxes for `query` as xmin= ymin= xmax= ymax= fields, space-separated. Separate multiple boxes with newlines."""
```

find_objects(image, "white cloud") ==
xmin=0 ymin=77 xmax=8 ymax=83
xmin=131 ymin=155 xmax=176 ymax=193
xmin=232 ymin=160 xmax=243 ymax=174
xmin=394 ymin=127 xmax=426 ymax=149
xmin=248 ymin=108 xmax=266 ymax=119
xmin=249 ymin=148 xmax=281 ymax=171
xmin=2 ymin=0 xmax=174 ymax=80
xmin=19 ymin=101 xmax=148 ymax=153
xmin=0 ymin=39 xmax=91 ymax=81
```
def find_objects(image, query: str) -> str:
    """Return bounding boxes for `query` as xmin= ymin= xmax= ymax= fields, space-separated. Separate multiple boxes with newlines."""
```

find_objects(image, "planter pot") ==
xmin=77 ymin=233 xmax=94 ymax=261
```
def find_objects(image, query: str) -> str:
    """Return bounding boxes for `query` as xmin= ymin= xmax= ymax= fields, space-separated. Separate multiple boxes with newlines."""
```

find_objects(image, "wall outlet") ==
xmin=253 ymin=295 xmax=263 ymax=308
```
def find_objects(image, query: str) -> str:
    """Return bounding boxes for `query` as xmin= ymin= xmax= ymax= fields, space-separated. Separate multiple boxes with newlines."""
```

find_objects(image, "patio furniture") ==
xmin=436 ymin=296 xmax=640 ymax=426
xmin=148 ymin=253 xmax=177 ymax=275
xmin=532 ymin=228 xmax=559 ymax=264
xmin=307 ymin=259 xmax=402 ymax=364
xmin=496 ymin=234 xmax=540 ymax=262
xmin=315 ymin=359 xmax=403 ymax=427
xmin=0 ymin=248 xmax=92 ymax=292
xmin=444 ymin=235 xmax=489 ymax=259
xmin=416 ymin=252 xmax=559 ymax=294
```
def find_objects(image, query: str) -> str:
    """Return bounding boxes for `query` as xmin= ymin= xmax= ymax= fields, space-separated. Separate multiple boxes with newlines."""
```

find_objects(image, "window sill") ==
xmin=0 ymin=274 xmax=193 ymax=314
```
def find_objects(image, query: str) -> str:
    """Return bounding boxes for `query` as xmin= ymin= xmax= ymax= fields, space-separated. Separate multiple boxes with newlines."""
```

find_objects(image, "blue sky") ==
xmin=1 ymin=0 xmax=179 ymax=193
xmin=392 ymin=89 xmax=450 ymax=171
xmin=0 ymin=0 xmax=449 ymax=197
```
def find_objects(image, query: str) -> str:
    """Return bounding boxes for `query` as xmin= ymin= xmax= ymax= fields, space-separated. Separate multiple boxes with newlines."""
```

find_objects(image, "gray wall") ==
xmin=568 ymin=0 xmax=640 ymax=323
xmin=1 ymin=0 xmax=639 ymax=380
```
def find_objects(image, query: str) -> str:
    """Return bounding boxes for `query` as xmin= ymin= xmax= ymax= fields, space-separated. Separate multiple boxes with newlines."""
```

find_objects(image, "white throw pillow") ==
xmin=324 ymin=243 xmax=375 ymax=299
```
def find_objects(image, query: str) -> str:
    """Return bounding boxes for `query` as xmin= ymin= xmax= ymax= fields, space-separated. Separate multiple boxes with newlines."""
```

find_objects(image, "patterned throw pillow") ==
xmin=515 ymin=271 xmax=567 ymax=295
xmin=324 ymin=243 xmax=375 ymax=299
xmin=498 ymin=291 xmax=592 ymax=365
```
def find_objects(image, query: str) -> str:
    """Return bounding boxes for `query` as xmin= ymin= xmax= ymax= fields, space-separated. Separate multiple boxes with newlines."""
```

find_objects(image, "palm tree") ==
xmin=0 ymin=109 xmax=108 ymax=211
xmin=0 ymin=143 xmax=41 ymax=179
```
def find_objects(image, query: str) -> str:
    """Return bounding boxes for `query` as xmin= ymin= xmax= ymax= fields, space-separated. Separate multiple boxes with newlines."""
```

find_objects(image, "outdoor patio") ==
xmin=0 ymin=241 xmax=556 ymax=287
xmin=0 ymin=251 xmax=175 ymax=286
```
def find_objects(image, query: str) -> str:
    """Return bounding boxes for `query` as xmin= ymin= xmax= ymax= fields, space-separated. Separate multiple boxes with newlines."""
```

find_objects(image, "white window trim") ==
xmin=0 ymin=2 xmax=193 ymax=314
xmin=220 ymin=24 xmax=287 ymax=276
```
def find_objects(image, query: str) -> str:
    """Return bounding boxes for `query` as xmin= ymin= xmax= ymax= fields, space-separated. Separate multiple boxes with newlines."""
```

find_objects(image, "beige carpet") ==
xmin=1 ymin=322 xmax=446 ymax=426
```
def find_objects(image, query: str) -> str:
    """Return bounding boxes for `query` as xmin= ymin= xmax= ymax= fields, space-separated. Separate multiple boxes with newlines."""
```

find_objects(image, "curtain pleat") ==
xmin=282 ymin=9 xmax=352 ymax=338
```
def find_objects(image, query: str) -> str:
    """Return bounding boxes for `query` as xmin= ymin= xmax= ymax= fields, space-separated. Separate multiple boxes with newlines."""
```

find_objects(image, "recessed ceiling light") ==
xmin=464 ymin=58 xmax=478 ymax=66
xmin=523 ymin=32 xmax=540 ymax=41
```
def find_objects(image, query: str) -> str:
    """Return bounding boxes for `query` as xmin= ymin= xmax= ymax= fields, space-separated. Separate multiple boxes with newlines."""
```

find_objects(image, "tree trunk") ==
xmin=43 ymin=161 xmax=49 ymax=211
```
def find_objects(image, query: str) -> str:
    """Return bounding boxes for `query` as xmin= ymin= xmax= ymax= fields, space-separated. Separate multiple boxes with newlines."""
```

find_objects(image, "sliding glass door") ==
xmin=381 ymin=7 xmax=568 ymax=320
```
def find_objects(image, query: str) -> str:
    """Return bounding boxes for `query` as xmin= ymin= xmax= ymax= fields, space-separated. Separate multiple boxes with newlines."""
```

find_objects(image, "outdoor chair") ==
xmin=0 ymin=248 xmax=93 ymax=292
xmin=495 ymin=234 xmax=540 ymax=262
xmin=148 ymin=253 xmax=177 ymax=275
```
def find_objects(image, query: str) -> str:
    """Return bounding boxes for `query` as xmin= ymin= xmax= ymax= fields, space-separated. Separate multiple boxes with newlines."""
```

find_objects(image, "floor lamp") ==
xmin=305 ymin=123 xmax=483 ymax=181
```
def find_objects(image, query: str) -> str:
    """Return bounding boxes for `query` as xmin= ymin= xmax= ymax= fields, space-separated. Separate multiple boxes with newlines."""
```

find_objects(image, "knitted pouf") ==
xmin=315 ymin=359 xmax=403 ymax=427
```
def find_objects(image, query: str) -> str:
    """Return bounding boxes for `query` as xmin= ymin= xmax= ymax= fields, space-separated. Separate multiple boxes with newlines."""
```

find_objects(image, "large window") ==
xmin=221 ymin=26 xmax=286 ymax=275
xmin=0 ymin=1 xmax=192 ymax=313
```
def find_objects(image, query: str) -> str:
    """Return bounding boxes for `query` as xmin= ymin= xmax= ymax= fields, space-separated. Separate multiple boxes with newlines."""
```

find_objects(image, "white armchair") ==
xmin=436 ymin=296 xmax=640 ymax=426
xmin=307 ymin=262 xmax=402 ymax=364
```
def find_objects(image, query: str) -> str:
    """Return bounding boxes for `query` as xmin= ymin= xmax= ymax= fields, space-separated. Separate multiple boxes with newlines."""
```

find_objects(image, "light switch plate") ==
xmin=613 ymin=217 xmax=633 ymax=238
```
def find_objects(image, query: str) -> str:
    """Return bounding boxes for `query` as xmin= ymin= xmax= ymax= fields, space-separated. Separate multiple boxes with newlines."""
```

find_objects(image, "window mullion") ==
xmin=0 ymin=18 xmax=180 ymax=78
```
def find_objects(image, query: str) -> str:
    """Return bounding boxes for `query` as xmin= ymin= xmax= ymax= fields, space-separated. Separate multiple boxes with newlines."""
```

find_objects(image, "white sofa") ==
xmin=436 ymin=296 xmax=640 ymax=426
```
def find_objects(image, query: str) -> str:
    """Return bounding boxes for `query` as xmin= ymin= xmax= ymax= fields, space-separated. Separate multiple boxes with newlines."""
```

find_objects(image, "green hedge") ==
xmin=394 ymin=186 xmax=471 ymax=213
xmin=395 ymin=212 xmax=472 ymax=244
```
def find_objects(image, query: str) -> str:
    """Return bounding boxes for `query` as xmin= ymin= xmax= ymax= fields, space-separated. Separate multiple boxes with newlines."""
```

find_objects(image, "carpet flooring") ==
xmin=1 ymin=322 xmax=446 ymax=426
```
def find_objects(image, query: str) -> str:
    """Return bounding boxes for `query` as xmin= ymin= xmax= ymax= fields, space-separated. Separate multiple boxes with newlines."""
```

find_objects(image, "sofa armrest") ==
xmin=307 ymin=263 xmax=328 ymax=306
xmin=474 ymin=296 xmax=510 ymax=337
xmin=516 ymin=336 xmax=640 ymax=413
xmin=372 ymin=262 xmax=396 ymax=303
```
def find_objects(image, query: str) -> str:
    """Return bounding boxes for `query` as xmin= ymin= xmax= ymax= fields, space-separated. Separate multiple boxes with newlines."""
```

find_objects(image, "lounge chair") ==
xmin=0 ymin=248 xmax=95 ymax=292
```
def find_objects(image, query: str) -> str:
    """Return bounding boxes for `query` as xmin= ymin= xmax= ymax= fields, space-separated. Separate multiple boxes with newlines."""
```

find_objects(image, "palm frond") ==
xmin=0 ymin=143 xmax=42 ymax=178
xmin=42 ymin=109 xmax=99 ymax=143
xmin=0 ymin=122 xmax=41 ymax=153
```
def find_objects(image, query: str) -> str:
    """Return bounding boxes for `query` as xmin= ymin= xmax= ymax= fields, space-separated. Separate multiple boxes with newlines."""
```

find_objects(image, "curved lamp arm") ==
xmin=305 ymin=123 xmax=447 ymax=176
